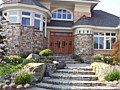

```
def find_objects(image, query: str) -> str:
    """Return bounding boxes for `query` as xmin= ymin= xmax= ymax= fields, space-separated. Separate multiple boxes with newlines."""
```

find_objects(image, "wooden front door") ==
xmin=50 ymin=32 xmax=73 ymax=54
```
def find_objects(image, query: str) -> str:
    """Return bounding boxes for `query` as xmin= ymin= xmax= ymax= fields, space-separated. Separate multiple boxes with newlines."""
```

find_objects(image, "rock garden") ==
xmin=0 ymin=49 xmax=66 ymax=90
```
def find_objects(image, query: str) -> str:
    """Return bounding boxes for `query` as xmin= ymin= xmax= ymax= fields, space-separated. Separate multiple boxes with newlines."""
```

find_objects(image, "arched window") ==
xmin=52 ymin=9 xmax=73 ymax=20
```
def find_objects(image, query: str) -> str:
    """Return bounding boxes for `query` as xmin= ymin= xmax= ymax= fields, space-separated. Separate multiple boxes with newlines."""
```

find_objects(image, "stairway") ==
xmin=34 ymin=56 xmax=120 ymax=90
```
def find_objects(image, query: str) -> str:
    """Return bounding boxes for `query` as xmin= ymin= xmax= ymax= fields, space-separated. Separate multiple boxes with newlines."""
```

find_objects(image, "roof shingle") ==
xmin=75 ymin=10 xmax=119 ymax=27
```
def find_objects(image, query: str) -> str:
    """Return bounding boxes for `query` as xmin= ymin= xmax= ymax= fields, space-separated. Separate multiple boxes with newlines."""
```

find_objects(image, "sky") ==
xmin=0 ymin=0 xmax=120 ymax=16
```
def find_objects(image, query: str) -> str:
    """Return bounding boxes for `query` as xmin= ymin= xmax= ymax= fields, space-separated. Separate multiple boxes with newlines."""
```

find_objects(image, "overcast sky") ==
xmin=0 ymin=0 xmax=120 ymax=16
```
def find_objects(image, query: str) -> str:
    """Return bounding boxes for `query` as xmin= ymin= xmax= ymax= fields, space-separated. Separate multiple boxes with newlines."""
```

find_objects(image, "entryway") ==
xmin=49 ymin=32 xmax=73 ymax=54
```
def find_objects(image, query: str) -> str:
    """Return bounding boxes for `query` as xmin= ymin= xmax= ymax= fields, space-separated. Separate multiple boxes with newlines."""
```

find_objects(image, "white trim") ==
xmin=47 ymin=26 xmax=72 ymax=30
xmin=0 ymin=3 xmax=51 ymax=17
xmin=73 ymin=25 xmax=118 ymax=30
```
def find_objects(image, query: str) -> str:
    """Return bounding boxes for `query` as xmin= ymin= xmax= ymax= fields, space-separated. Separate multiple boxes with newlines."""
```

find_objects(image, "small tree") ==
xmin=111 ymin=38 xmax=120 ymax=65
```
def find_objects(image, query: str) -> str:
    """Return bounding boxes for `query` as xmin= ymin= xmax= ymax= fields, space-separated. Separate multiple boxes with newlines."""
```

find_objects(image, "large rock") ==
xmin=91 ymin=62 xmax=120 ymax=81
xmin=26 ymin=53 xmax=41 ymax=60
xmin=56 ymin=61 xmax=66 ymax=69
xmin=44 ymin=63 xmax=56 ymax=77
xmin=24 ymin=63 xmax=46 ymax=82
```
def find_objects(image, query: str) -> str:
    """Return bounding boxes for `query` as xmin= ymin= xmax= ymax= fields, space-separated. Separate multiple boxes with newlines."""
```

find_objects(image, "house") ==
xmin=0 ymin=0 xmax=120 ymax=59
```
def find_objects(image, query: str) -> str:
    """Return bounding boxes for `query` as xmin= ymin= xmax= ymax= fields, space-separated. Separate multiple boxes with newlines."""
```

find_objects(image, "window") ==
xmin=9 ymin=11 xmax=17 ymax=23
xmin=34 ymin=14 xmax=41 ymax=29
xmin=52 ymin=9 xmax=72 ymax=20
xmin=22 ymin=11 xmax=30 ymax=26
xmin=94 ymin=32 xmax=116 ymax=50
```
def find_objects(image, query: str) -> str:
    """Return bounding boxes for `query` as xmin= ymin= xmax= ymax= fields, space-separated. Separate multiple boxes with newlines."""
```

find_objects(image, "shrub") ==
xmin=72 ymin=55 xmax=84 ymax=63
xmin=14 ymin=72 xmax=32 ymax=85
xmin=105 ymin=70 xmax=120 ymax=81
xmin=102 ymin=56 xmax=113 ymax=64
xmin=39 ymin=49 xmax=53 ymax=56
xmin=22 ymin=59 xmax=36 ymax=65
xmin=0 ymin=64 xmax=23 ymax=77
xmin=91 ymin=55 xmax=102 ymax=61
xmin=3 ymin=56 xmax=24 ymax=64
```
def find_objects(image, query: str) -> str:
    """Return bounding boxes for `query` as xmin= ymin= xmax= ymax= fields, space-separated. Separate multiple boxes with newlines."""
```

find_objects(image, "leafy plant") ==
xmin=14 ymin=72 xmax=32 ymax=85
xmin=22 ymin=59 xmax=36 ymax=65
xmin=102 ymin=56 xmax=113 ymax=64
xmin=72 ymin=55 xmax=84 ymax=63
xmin=0 ymin=64 xmax=23 ymax=77
xmin=91 ymin=55 xmax=102 ymax=61
xmin=105 ymin=70 xmax=120 ymax=81
xmin=39 ymin=49 xmax=53 ymax=56
xmin=3 ymin=56 xmax=24 ymax=64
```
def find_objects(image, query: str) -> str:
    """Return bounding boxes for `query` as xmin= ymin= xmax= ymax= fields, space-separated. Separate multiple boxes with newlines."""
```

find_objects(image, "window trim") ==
xmin=51 ymin=8 xmax=73 ymax=21
xmin=93 ymin=32 xmax=116 ymax=50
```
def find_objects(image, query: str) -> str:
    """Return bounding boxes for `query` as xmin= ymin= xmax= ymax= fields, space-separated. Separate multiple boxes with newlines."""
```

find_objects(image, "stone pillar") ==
xmin=74 ymin=28 xmax=93 ymax=60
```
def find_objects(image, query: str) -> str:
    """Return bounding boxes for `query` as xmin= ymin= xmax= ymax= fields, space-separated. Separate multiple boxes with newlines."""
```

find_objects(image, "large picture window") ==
xmin=9 ymin=11 xmax=17 ymax=23
xmin=34 ymin=14 xmax=41 ymax=29
xmin=52 ymin=9 xmax=72 ymax=20
xmin=22 ymin=11 xmax=30 ymax=26
xmin=94 ymin=32 xmax=116 ymax=50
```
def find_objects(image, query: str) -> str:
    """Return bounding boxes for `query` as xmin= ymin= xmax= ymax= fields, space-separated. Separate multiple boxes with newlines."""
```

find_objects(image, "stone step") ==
xmin=50 ymin=73 xmax=98 ymax=80
xmin=36 ymin=83 xmax=120 ymax=90
xmin=43 ymin=78 xmax=106 ymax=86
xmin=65 ymin=66 xmax=93 ymax=71
xmin=25 ymin=87 xmax=51 ymax=90
xmin=56 ymin=69 xmax=95 ymax=75
xmin=64 ymin=61 xmax=79 ymax=64
xmin=57 ymin=59 xmax=75 ymax=61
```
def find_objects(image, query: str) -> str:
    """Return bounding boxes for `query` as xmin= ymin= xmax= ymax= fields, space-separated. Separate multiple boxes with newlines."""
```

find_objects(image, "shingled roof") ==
xmin=3 ymin=0 xmax=48 ymax=10
xmin=75 ymin=10 xmax=119 ymax=27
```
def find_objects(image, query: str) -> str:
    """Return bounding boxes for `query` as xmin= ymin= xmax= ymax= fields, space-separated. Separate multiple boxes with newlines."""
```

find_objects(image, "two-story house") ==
xmin=0 ymin=0 xmax=120 ymax=59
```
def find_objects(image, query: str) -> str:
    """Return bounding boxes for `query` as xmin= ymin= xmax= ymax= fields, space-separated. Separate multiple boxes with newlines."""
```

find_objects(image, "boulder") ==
xmin=26 ymin=53 xmax=41 ymax=60
xmin=44 ymin=63 xmax=56 ymax=77
xmin=56 ymin=61 xmax=66 ymax=69
xmin=24 ymin=63 xmax=46 ymax=82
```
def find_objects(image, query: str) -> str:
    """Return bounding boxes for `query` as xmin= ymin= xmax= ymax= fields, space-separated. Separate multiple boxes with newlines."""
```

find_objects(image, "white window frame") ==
xmin=94 ymin=32 xmax=116 ymax=50
xmin=43 ymin=16 xmax=47 ymax=37
xmin=52 ymin=8 xmax=73 ymax=21
xmin=21 ymin=11 xmax=31 ymax=26
xmin=9 ymin=10 xmax=18 ymax=23
xmin=34 ymin=13 xmax=41 ymax=30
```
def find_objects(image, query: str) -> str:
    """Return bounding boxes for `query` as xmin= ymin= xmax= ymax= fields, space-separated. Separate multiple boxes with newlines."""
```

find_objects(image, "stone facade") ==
xmin=2 ymin=22 xmax=44 ymax=55
xmin=74 ymin=12 xmax=91 ymax=22
xmin=74 ymin=34 xmax=93 ymax=60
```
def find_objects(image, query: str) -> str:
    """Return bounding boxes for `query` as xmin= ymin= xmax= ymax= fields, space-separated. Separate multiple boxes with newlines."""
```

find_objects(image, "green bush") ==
xmin=102 ymin=56 xmax=113 ymax=64
xmin=91 ymin=55 xmax=102 ymax=61
xmin=105 ymin=70 xmax=120 ymax=81
xmin=0 ymin=64 xmax=23 ymax=77
xmin=22 ymin=59 xmax=36 ymax=65
xmin=14 ymin=72 xmax=32 ymax=85
xmin=39 ymin=49 xmax=53 ymax=56
xmin=3 ymin=56 xmax=24 ymax=64
xmin=72 ymin=55 xmax=84 ymax=63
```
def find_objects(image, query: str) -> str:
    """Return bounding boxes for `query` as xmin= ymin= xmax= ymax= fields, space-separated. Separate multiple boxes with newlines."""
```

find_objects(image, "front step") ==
xmin=56 ymin=69 xmax=95 ymax=75
xmin=50 ymin=73 xmax=98 ymax=81
xmin=36 ymin=83 xmax=120 ymax=90
xmin=64 ymin=61 xmax=79 ymax=64
xmin=43 ymin=78 xmax=105 ymax=86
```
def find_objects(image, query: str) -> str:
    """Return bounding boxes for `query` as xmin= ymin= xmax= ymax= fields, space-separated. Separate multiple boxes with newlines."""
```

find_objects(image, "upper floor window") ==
xmin=52 ymin=9 xmax=73 ymax=21
xmin=9 ymin=11 xmax=17 ymax=23
xmin=22 ymin=11 xmax=30 ymax=26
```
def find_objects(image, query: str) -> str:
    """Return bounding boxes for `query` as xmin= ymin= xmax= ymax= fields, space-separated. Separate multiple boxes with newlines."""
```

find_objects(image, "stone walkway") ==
xmin=26 ymin=56 xmax=120 ymax=90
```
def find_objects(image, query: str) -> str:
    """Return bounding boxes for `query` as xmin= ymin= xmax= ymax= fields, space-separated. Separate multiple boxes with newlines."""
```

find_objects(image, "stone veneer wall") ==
xmin=4 ymin=23 xmax=44 ymax=55
xmin=74 ymin=34 xmax=93 ymax=60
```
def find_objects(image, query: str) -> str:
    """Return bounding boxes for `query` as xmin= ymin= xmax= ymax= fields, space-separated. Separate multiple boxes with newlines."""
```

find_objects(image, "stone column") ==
xmin=74 ymin=28 xmax=93 ymax=60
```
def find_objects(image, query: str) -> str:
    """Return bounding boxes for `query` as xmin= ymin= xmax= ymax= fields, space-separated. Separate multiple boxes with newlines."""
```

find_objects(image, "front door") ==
xmin=50 ymin=32 xmax=73 ymax=54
